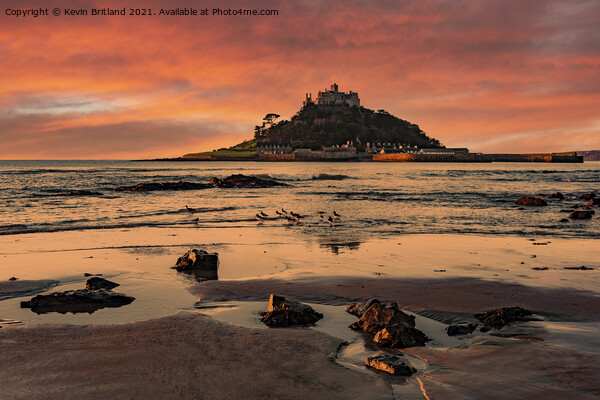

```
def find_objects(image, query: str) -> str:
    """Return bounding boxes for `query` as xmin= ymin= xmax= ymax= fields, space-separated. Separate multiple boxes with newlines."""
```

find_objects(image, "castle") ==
xmin=303 ymin=83 xmax=360 ymax=107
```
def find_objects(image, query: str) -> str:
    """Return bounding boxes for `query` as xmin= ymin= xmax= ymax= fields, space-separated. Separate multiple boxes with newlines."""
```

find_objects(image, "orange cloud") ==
xmin=1 ymin=0 xmax=599 ymax=158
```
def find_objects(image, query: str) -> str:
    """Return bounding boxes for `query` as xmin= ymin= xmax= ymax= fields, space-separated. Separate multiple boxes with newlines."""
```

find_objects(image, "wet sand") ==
xmin=0 ymin=312 xmax=391 ymax=400
xmin=1 ymin=227 xmax=600 ymax=399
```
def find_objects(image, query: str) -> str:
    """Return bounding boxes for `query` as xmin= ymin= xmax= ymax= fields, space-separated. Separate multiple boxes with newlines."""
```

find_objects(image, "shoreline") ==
xmin=2 ymin=227 xmax=600 ymax=398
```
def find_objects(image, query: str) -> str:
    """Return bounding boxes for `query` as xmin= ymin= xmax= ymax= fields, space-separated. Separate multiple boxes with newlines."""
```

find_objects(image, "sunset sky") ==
xmin=1 ymin=0 xmax=599 ymax=159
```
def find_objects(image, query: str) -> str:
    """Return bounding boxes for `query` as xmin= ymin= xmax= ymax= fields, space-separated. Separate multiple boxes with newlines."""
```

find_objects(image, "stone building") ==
xmin=256 ymin=142 xmax=292 ymax=155
xmin=303 ymin=83 xmax=360 ymax=107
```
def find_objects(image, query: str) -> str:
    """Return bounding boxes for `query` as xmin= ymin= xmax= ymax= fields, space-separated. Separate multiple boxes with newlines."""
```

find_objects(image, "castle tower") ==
xmin=330 ymin=83 xmax=338 ymax=92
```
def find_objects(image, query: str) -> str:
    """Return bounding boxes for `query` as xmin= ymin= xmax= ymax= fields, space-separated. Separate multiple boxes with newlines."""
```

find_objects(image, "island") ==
xmin=151 ymin=83 xmax=584 ymax=163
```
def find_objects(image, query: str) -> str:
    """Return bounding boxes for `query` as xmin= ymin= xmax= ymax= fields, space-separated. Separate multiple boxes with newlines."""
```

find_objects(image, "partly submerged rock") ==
xmin=20 ymin=289 xmax=134 ymax=314
xmin=579 ymin=192 xmax=596 ymax=200
xmin=373 ymin=324 xmax=429 ymax=348
xmin=549 ymin=192 xmax=565 ymax=200
xmin=365 ymin=352 xmax=416 ymax=376
xmin=515 ymin=197 xmax=547 ymax=206
xmin=446 ymin=323 xmax=477 ymax=336
xmin=209 ymin=174 xmax=287 ymax=188
xmin=345 ymin=298 xmax=381 ymax=317
xmin=349 ymin=302 xmax=429 ymax=349
xmin=260 ymin=294 xmax=323 ymax=327
xmin=349 ymin=302 xmax=415 ymax=334
xmin=85 ymin=277 xmax=119 ymax=291
xmin=474 ymin=307 xmax=532 ymax=330
xmin=569 ymin=210 xmax=593 ymax=220
xmin=116 ymin=181 xmax=211 ymax=192
xmin=172 ymin=249 xmax=219 ymax=281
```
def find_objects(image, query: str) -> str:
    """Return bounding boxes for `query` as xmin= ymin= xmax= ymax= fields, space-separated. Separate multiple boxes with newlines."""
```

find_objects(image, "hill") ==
xmin=255 ymin=103 xmax=443 ymax=150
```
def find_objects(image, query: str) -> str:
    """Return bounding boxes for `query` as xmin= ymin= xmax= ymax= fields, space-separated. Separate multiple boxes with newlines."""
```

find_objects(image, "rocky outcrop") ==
xmin=579 ymin=192 xmax=596 ymax=200
xmin=85 ymin=277 xmax=119 ymax=291
xmin=209 ymin=174 xmax=287 ymax=188
xmin=569 ymin=210 xmax=593 ymax=219
xmin=549 ymin=192 xmax=564 ymax=199
xmin=515 ymin=197 xmax=547 ymax=206
xmin=349 ymin=302 xmax=429 ymax=348
xmin=260 ymin=294 xmax=323 ymax=327
xmin=364 ymin=352 xmax=416 ymax=375
xmin=116 ymin=181 xmax=211 ymax=192
xmin=446 ymin=323 xmax=477 ymax=336
xmin=172 ymin=249 xmax=219 ymax=281
xmin=474 ymin=307 xmax=532 ymax=330
xmin=21 ymin=289 xmax=134 ymax=314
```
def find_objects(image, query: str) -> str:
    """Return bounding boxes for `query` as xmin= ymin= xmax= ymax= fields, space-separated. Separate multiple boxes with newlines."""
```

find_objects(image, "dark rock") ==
xmin=349 ymin=302 xmax=428 ymax=349
xmin=260 ymin=294 xmax=323 ymax=327
xmin=350 ymin=302 xmax=415 ymax=334
xmin=474 ymin=306 xmax=532 ymax=330
xmin=373 ymin=324 xmax=429 ymax=348
xmin=515 ymin=197 xmax=547 ymax=206
xmin=8 ymin=277 xmax=18 ymax=281
xmin=83 ymin=273 xmax=102 ymax=277
xmin=549 ymin=192 xmax=564 ymax=200
xmin=446 ymin=323 xmax=477 ymax=336
xmin=85 ymin=277 xmax=119 ymax=291
xmin=172 ymin=249 xmax=219 ymax=281
xmin=364 ymin=352 xmax=416 ymax=375
xmin=579 ymin=192 xmax=596 ymax=200
xmin=345 ymin=298 xmax=380 ymax=317
xmin=559 ymin=218 xmax=569 ymax=222
xmin=564 ymin=266 xmax=594 ymax=270
xmin=209 ymin=174 xmax=287 ymax=188
xmin=116 ymin=181 xmax=211 ymax=192
xmin=569 ymin=210 xmax=593 ymax=220
xmin=20 ymin=289 xmax=134 ymax=314
xmin=532 ymin=267 xmax=549 ymax=270
xmin=560 ymin=209 xmax=573 ymax=213
xmin=588 ymin=198 xmax=600 ymax=207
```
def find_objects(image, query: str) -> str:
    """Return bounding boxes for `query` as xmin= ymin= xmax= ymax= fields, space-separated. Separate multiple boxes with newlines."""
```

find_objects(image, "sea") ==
xmin=1 ymin=160 xmax=599 ymax=240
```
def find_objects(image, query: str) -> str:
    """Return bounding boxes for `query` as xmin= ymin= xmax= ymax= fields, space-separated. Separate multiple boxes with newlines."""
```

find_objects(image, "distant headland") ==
xmin=149 ymin=83 xmax=584 ymax=163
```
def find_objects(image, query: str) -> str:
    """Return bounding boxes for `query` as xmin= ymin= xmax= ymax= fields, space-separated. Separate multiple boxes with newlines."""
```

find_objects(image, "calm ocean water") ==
xmin=0 ymin=160 xmax=599 ymax=239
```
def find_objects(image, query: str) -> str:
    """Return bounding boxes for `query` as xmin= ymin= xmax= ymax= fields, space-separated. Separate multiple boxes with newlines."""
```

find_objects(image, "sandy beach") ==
xmin=1 ymin=225 xmax=599 ymax=399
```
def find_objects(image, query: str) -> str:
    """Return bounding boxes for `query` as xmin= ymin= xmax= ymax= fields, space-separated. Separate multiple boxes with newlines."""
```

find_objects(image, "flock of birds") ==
xmin=255 ymin=209 xmax=341 ymax=226
xmin=185 ymin=205 xmax=341 ymax=226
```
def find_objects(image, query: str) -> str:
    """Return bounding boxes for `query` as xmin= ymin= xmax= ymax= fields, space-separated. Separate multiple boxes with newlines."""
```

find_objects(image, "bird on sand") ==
xmin=328 ymin=216 xmax=334 ymax=226
xmin=260 ymin=211 xmax=268 ymax=217
xmin=333 ymin=211 xmax=340 ymax=219
xmin=185 ymin=205 xmax=197 ymax=214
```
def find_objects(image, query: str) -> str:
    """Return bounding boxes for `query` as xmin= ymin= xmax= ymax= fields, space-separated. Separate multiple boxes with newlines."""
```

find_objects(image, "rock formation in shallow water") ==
xmin=349 ymin=302 xmax=429 ymax=348
xmin=515 ymin=197 xmax=548 ymax=206
xmin=474 ymin=306 xmax=532 ymax=330
xmin=21 ymin=289 xmax=134 ymax=314
xmin=260 ymin=294 xmax=323 ymax=327
xmin=172 ymin=249 xmax=219 ymax=281
xmin=569 ymin=210 xmax=594 ymax=220
xmin=364 ymin=352 xmax=416 ymax=375
xmin=579 ymin=192 xmax=596 ymax=200
xmin=85 ymin=277 xmax=119 ymax=291
xmin=549 ymin=192 xmax=564 ymax=199
xmin=209 ymin=174 xmax=287 ymax=188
